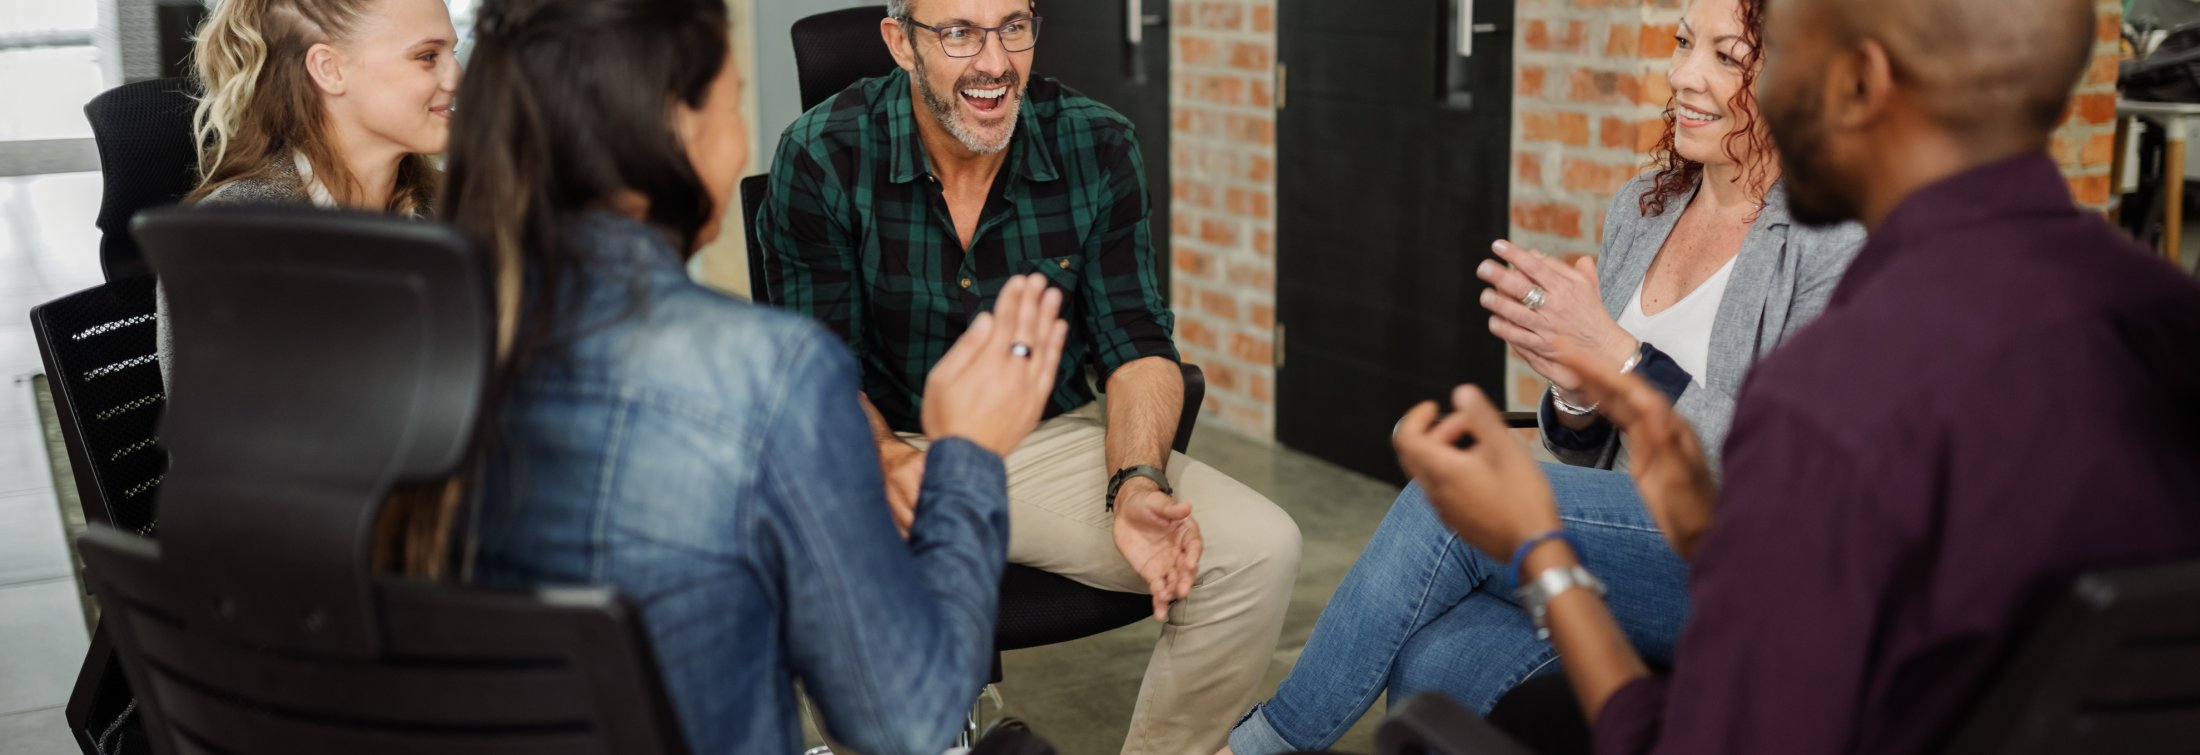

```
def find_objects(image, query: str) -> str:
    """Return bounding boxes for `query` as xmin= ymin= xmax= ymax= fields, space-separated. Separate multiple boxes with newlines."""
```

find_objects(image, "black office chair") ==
xmin=55 ymin=76 xmax=198 ymax=755
xmin=31 ymin=276 xmax=169 ymax=755
xmin=83 ymin=77 xmax=201 ymax=282
xmin=76 ymin=206 xmax=690 ymax=755
xmin=793 ymin=5 xmax=898 ymax=113
xmin=740 ymin=174 xmax=773 ymax=300
xmin=1942 ymin=559 xmax=2200 ymax=754
xmin=30 ymin=275 xmax=169 ymax=537
xmin=1377 ymin=559 xmax=2200 ymax=755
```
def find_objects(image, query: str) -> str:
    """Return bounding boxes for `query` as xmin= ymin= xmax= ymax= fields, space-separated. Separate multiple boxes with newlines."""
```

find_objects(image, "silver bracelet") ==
xmin=1550 ymin=384 xmax=1598 ymax=415
xmin=1619 ymin=345 xmax=1645 ymax=375
xmin=1549 ymin=344 xmax=1645 ymax=417
xmin=1515 ymin=564 xmax=1610 ymax=640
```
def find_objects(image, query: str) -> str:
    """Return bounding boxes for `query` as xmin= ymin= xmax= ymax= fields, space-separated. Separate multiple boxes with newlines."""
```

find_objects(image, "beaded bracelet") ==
xmin=1506 ymin=528 xmax=1583 ymax=591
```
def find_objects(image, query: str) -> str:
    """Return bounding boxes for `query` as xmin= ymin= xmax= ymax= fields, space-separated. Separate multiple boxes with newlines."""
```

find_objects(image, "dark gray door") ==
xmin=1276 ymin=0 xmax=1513 ymax=483
xmin=1033 ymin=0 xmax=1172 ymax=292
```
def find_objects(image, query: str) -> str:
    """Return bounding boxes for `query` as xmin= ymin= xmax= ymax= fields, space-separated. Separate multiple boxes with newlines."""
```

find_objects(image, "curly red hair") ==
xmin=1639 ymin=0 xmax=1776 ymax=218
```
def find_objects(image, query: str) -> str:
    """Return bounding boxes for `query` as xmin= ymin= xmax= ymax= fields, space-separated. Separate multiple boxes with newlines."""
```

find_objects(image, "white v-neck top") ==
xmin=1611 ymin=254 xmax=1739 ymax=470
xmin=1618 ymin=254 xmax=1740 ymax=383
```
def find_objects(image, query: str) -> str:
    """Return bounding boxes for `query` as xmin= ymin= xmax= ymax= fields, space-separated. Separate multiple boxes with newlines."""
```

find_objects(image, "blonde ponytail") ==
xmin=190 ymin=0 xmax=275 ymax=182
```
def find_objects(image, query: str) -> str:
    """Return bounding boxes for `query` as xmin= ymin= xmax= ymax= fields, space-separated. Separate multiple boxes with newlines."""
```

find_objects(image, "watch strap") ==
xmin=1106 ymin=464 xmax=1172 ymax=511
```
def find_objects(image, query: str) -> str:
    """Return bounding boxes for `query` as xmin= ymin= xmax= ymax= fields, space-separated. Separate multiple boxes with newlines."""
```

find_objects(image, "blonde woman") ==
xmin=160 ymin=0 xmax=460 ymax=381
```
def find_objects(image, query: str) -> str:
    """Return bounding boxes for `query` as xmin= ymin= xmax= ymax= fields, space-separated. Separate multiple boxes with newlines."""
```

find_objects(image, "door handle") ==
xmin=1456 ymin=0 xmax=1505 ymax=57
xmin=1127 ymin=0 xmax=1149 ymax=83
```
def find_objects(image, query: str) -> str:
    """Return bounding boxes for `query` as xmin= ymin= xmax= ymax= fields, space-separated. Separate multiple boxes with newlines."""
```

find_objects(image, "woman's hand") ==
xmin=921 ymin=274 xmax=1070 ymax=457
xmin=1476 ymin=240 xmax=1638 ymax=393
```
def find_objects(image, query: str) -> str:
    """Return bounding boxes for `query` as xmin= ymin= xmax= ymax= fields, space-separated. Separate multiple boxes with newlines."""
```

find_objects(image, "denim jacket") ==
xmin=473 ymin=211 xmax=1010 ymax=754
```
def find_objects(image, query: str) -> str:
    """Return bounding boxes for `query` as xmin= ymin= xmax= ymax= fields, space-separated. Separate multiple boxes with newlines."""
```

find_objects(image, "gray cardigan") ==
xmin=157 ymin=161 xmax=316 ymax=387
xmin=1539 ymin=171 xmax=1865 ymax=476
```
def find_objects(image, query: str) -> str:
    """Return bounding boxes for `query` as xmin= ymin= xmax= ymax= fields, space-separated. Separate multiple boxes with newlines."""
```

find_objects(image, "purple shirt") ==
xmin=1595 ymin=155 xmax=2200 ymax=754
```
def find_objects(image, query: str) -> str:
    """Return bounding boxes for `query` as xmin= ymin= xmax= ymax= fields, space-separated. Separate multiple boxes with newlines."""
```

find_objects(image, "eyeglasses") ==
xmin=900 ymin=15 xmax=1043 ymax=58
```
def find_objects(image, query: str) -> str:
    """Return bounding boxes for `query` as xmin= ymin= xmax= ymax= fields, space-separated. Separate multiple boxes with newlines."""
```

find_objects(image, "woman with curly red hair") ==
xmin=1221 ymin=0 xmax=1863 ymax=751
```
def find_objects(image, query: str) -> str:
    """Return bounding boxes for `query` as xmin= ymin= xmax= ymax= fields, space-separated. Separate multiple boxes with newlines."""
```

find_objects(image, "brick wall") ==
xmin=2055 ymin=1 xmax=2127 ymax=209
xmin=1170 ymin=0 xmax=1279 ymax=439
xmin=1506 ymin=0 xmax=1677 ymax=409
xmin=1165 ymin=0 xmax=2125 ymax=434
xmin=1502 ymin=0 xmax=2126 ymax=410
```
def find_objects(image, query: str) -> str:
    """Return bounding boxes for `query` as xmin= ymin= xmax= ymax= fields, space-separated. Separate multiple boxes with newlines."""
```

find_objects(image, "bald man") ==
xmin=1392 ymin=0 xmax=2200 ymax=752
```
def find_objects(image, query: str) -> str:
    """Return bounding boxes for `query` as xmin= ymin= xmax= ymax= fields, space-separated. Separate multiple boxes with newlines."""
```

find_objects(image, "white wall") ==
xmin=694 ymin=0 xmax=883 ymax=297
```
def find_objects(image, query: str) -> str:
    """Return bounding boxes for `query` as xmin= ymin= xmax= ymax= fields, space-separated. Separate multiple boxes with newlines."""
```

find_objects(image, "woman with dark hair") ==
xmin=416 ymin=0 xmax=1069 ymax=752
xmin=1221 ymin=0 xmax=1863 ymax=752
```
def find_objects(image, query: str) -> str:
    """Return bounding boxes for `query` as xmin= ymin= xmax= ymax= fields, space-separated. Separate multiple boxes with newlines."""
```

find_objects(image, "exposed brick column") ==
xmin=1506 ymin=0 xmax=1675 ymax=409
xmin=2055 ymin=0 xmax=2125 ymax=208
xmin=1170 ymin=0 xmax=1278 ymax=439
xmin=1502 ymin=0 xmax=2125 ymax=410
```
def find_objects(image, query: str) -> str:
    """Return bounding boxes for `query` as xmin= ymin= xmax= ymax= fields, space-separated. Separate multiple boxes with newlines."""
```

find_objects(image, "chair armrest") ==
xmin=1173 ymin=363 xmax=1203 ymax=454
xmin=1377 ymin=692 xmax=1537 ymax=755
xmin=1502 ymin=411 xmax=1539 ymax=429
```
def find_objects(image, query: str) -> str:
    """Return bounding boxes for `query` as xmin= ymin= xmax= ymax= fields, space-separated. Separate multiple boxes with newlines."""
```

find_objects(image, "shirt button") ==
xmin=960 ymin=278 xmax=973 ymax=289
xmin=1058 ymin=258 xmax=1071 ymax=269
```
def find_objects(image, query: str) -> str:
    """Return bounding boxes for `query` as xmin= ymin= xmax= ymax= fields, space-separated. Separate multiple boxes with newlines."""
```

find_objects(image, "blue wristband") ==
xmin=1507 ymin=529 xmax=1582 ymax=591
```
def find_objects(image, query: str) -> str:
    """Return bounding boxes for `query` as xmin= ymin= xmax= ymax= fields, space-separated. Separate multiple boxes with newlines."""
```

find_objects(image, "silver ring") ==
xmin=1522 ymin=287 xmax=1548 ymax=311
xmin=1009 ymin=342 xmax=1033 ymax=359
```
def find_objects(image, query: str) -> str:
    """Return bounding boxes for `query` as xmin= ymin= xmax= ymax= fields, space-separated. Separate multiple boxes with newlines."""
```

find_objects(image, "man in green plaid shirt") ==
xmin=758 ymin=1 xmax=1301 ymax=752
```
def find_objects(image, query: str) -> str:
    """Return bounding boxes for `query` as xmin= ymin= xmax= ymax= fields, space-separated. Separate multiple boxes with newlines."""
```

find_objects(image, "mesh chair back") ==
xmin=76 ymin=207 xmax=687 ymax=755
xmin=1945 ymin=560 xmax=2200 ymax=754
xmin=794 ymin=5 xmax=897 ymax=111
xmin=83 ymin=78 xmax=200 ymax=281
xmin=31 ymin=274 xmax=168 ymax=535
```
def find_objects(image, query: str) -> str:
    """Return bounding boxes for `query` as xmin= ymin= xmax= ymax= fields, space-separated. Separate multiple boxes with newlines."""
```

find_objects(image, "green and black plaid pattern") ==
xmin=760 ymin=67 xmax=1177 ymax=433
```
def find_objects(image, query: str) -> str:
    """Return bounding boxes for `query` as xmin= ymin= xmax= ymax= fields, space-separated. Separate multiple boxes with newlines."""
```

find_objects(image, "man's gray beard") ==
xmin=914 ymin=57 xmax=1019 ymax=155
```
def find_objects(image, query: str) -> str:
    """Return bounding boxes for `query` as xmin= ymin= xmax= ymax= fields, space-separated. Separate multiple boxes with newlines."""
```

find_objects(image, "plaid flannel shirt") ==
xmin=760 ymin=67 xmax=1177 ymax=433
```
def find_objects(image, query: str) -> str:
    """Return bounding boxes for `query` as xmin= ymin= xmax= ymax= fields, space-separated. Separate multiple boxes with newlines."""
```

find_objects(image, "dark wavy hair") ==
xmin=376 ymin=0 xmax=730 ymax=576
xmin=1639 ymin=0 xmax=1774 ymax=218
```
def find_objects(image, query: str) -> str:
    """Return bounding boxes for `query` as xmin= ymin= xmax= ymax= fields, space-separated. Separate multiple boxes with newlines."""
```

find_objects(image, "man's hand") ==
xmin=879 ymin=442 xmax=926 ymax=537
xmin=1393 ymin=384 xmax=1563 ymax=561
xmin=1560 ymin=348 xmax=1718 ymax=560
xmin=1111 ymin=479 xmax=1203 ymax=622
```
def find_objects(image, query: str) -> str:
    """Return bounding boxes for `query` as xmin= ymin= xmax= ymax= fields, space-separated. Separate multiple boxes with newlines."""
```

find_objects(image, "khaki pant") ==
xmin=904 ymin=403 xmax=1302 ymax=755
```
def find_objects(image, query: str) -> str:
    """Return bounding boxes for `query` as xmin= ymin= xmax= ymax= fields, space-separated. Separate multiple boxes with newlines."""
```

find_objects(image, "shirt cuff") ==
xmin=917 ymin=437 xmax=1009 ymax=510
xmin=1539 ymin=384 xmax=1615 ymax=451
xmin=1592 ymin=675 xmax=1670 ymax=755
xmin=1634 ymin=342 xmax=1692 ymax=404
xmin=1093 ymin=337 xmax=1182 ymax=386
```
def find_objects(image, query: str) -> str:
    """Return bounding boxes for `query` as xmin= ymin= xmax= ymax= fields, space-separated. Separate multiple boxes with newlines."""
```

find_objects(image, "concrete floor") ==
xmin=0 ymin=171 xmax=106 ymax=755
xmin=985 ymin=423 xmax=1403 ymax=755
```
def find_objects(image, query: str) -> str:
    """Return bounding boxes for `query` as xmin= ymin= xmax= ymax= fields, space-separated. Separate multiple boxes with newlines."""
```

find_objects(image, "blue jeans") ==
xmin=1228 ymin=463 xmax=1691 ymax=754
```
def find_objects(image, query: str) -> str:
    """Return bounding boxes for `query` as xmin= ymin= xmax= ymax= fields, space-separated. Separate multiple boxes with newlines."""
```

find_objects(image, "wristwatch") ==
xmin=1105 ymin=464 xmax=1172 ymax=512
xmin=1513 ymin=564 xmax=1609 ymax=640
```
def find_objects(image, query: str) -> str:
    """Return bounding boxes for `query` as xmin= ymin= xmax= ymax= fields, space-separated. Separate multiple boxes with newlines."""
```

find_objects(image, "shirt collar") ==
xmin=1757 ymin=180 xmax=1794 ymax=229
xmin=289 ymin=149 xmax=337 ymax=208
xmin=1832 ymin=152 xmax=2073 ymax=304
xmin=882 ymin=67 xmax=1060 ymax=186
